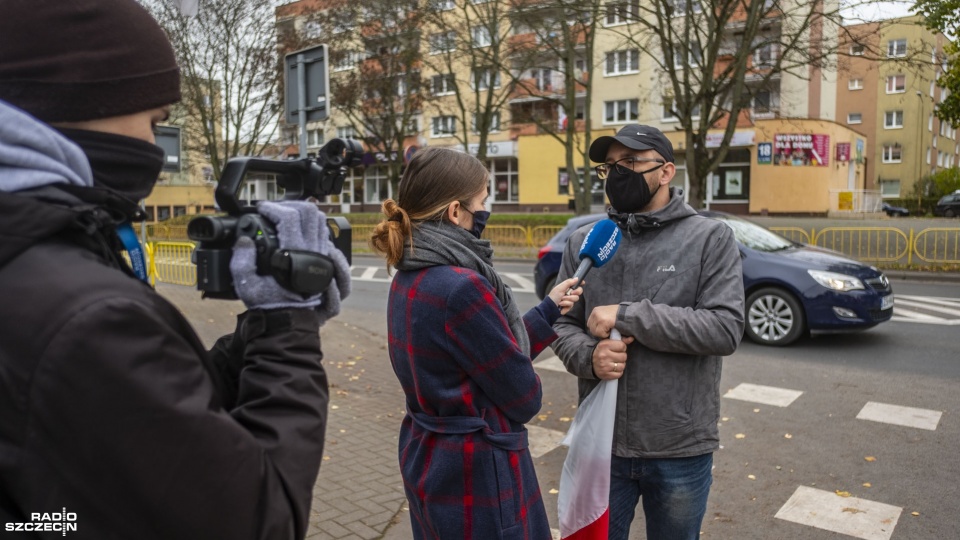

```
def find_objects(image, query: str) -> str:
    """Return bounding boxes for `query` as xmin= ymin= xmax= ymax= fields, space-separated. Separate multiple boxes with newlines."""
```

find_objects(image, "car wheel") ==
xmin=946 ymin=208 xmax=956 ymax=218
xmin=745 ymin=287 xmax=805 ymax=346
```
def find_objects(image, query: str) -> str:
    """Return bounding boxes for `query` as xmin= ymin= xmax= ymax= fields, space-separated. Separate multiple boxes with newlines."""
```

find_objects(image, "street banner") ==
xmin=773 ymin=134 xmax=830 ymax=166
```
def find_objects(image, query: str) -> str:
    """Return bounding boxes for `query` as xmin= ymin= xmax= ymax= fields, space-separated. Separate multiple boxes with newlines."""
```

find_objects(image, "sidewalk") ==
xmin=156 ymin=284 xmax=408 ymax=540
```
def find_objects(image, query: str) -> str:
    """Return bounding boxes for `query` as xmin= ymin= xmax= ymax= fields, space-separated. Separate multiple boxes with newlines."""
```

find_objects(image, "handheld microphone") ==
xmin=569 ymin=219 xmax=622 ymax=291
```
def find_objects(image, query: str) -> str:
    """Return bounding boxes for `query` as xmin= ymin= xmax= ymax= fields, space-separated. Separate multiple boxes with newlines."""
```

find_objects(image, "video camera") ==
xmin=187 ymin=138 xmax=362 ymax=300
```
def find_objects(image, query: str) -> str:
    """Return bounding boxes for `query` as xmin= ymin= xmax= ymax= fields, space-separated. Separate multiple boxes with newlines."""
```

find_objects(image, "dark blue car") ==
xmin=533 ymin=211 xmax=894 ymax=346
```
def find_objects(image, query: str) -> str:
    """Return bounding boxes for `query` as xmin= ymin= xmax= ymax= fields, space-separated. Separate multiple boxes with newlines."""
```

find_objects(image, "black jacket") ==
xmin=0 ymin=186 xmax=329 ymax=538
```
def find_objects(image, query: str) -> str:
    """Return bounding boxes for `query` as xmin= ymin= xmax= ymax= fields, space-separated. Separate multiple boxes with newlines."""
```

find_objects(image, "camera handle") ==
xmin=216 ymin=158 xmax=317 ymax=215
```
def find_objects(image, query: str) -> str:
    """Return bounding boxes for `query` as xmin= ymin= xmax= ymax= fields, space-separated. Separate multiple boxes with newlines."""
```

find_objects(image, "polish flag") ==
xmin=558 ymin=376 xmax=618 ymax=539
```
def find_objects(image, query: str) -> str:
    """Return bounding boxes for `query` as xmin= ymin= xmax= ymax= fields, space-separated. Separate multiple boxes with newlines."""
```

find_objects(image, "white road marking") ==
xmin=502 ymin=272 xmax=537 ymax=293
xmin=889 ymin=295 xmax=960 ymax=325
xmin=723 ymin=383 xmax=804 ymax=407
xmin=775 ymin=486 xmax=902 ymax=540
xmin=856 ymin=401 xmax=942 ymax=431
xmin=534 ymin=354 xmax=569 ymax=374
xmin=893 ymin=297 xmax=960 ymax=317
xmin=895 ymin=294 xmax=960 ymax=307
xmin=526 ymin=424 xmax=567 ymax=458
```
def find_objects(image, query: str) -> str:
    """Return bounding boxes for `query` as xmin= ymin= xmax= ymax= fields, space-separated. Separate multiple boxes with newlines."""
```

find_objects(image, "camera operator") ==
xmin=0 ymin=1 xmax=349 ymax=538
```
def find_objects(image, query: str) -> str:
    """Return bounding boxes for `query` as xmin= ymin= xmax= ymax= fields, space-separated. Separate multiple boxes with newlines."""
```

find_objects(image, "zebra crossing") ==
xmin=349 ymin=265 xmax=539 ymax=294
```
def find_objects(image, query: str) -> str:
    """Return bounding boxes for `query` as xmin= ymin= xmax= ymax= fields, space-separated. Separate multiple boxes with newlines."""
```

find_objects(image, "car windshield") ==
xmin=710 ymin=214 xmax=796 ymax=252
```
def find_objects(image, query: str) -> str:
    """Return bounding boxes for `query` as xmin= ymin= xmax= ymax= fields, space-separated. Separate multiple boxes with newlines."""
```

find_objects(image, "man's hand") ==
xmin=587 ymin=304 xmax=620 ymax=339
xmin=592 ymin=337 xmax=635 ymax=380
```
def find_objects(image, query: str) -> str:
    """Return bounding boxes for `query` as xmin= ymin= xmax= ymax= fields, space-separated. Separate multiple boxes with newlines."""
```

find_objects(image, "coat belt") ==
xmin=410 ymin=411 xmax=528 ymax=452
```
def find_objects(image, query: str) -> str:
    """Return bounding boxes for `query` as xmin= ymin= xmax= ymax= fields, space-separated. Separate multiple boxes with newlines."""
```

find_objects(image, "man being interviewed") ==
xmin=552 ymin=124 xmax=745 ymax=540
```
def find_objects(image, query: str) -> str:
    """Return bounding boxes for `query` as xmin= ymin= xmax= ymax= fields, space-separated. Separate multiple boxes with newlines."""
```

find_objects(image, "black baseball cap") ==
xmin=589 ymin=124 xmax=675 ymax=163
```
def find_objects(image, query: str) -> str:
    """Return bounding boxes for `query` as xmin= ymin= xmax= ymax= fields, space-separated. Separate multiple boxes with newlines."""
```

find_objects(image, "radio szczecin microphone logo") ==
xmin=569 ymin=219 xmax=622 ymax=291
xmin=5 ymin=508 xmax=78 ymax=535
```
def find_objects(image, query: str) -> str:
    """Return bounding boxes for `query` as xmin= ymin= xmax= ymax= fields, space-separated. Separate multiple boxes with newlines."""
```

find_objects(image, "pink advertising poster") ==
xmin=836 ymin=142 xmax=851 ymax=162
xmin=773 ymin=134 xmax=830 ymax=166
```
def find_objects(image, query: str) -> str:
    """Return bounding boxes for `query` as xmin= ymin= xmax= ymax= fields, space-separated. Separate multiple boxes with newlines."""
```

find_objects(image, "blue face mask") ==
xmin=462 ymin=207 xmax=491 ymax=239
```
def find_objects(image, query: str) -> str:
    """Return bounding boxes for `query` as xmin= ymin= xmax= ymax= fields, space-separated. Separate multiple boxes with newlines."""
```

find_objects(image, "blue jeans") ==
xmin=608 ymin=453 xmax=713 ymax=540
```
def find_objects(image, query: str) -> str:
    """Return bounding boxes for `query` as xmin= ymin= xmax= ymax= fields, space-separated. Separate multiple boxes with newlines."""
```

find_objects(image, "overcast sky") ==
xmin=841 ymin=1 xmax=916 ymax=24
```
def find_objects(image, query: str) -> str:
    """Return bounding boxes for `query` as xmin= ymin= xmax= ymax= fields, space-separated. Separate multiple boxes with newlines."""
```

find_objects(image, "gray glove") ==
xmin=230 ymin=200 xmax=351 ymax=323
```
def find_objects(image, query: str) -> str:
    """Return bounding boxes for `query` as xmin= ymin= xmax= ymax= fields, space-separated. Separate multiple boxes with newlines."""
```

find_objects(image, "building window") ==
xmin=848 ymin=78 xmax=863 ymax=90
xmin=432 ymin=115 xmax=457 ymax=137
xmin=885 ymin=74 xmax=905 ymax=94
xmin=850 ymin=44 xmax=864 ymax=56
xmin=887 ymin=39 xmax=907 ymax=58
xmin=880 ymin=179 xmax=901 ymax=197
xmin=333 ymin=51 xmax=365 ymax=72
xmin=605 ymin=1 xmax=639 ymax=26
xmin=406 ymin=116 xmax=420 ymax=136
xmin=672 ymin=49 xmax=702 ymax=67
xmin=882 ymin=144 xmax=902 ymax=163
xmin=662 ymin=97 xmax=700 ymax=122
xmin=753 ymin=90 xmax=775 ymax=114
xmin=432 ymin=74 xmax=456 ymax=95
xmin=883 ymin=111 xmax=903 ymax=129
xmin=364 ymin=165 xmax=391 ymax=204
xmin=471 ymin=67 xmax=501 ymax=90
xmin=929 ymin=113 xmax=934 ymax=131
xmin=472 ymin=25 xmax=493 ymax=47
xmin=472 ymin=112 xmax=501 ymax=133
xmin=430 ymin=31 xmax=457 ymax=54
xmin=307 ymin=128 xmax=325 ymax=147
xmin=667 ymin=0 xmax=702 ymax=15
xmin=754 ymin=43 xmax=776 ymax=67
xmin=487 ymin=158 xmax=519 ymax=203
xmin=433 ymin=0 xmax=454 ymax=9
xmin=847 ymin=113 xmax=862 ymax=124
xmin=605 ymin=50 xmax=640 ymax=75
xmin=337 ymin=125 xmax=357 ymax=139
xmin=528 ymin=68 xmax=554 ymax=92
xmin=926 ymin=147 xmax=931 ymax=164
xmin=604 ymin=99 xmax=639 ymax=124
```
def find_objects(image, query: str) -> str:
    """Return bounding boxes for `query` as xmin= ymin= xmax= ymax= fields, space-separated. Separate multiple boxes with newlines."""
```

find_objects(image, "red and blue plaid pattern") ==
xmin=388 ymin=266 xmax=558 ymax=540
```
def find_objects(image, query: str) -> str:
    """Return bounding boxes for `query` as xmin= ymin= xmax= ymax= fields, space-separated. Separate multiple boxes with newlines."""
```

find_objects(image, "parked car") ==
xmin=881 ymin=202 xmax=909 ymax=217
xmin=533 ymin=211 xmax=894 ymax=346
xmin=934 ymin=190 xmax=960 ymax=217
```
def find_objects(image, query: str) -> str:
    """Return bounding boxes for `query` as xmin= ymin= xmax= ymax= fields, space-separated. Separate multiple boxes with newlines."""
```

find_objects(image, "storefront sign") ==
xmin=773 ymin=134 xmax=830 ymax=166
xmin=757 ymin=142 xmax=772 ymax=165
xmin=467 ymin=141 xmax=517 ymax=157
xmin=836 ymin=142 xmax=851 ymax=162
xmin=706 ymin=131 xmax=755 ymax=148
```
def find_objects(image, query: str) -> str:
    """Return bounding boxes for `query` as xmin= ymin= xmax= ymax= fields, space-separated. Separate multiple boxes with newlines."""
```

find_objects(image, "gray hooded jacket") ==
xmin=553 ymin=188 xmax=745 ymax=458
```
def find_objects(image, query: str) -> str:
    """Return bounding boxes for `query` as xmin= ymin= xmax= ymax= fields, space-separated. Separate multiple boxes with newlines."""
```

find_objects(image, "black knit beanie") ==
xmin=0 ymin=0 xmax=181 ymax=122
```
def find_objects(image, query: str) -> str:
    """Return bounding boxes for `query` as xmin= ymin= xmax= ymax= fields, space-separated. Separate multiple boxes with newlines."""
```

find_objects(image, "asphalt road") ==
xmin=343 ymin=255 xmax=960 ymax=540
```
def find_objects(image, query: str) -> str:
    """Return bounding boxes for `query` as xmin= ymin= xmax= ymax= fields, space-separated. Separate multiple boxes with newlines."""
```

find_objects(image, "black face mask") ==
xmin=56 ymin=128 xmax=165 ymax=204
xmin=604 ymin=163 xmax=664 ymax=213
xmin=462 ymin=207 xmax=491 ymax=239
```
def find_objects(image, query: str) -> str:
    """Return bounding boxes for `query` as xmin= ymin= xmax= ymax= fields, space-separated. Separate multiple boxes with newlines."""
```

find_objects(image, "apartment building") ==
xmin=276 ymin=0 xmax=870 ymax=215
xmin=838 ymin=15 xmax=959 ymax=201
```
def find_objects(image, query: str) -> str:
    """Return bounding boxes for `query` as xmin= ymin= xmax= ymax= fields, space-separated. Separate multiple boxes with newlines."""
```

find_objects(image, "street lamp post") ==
xmin=916 ymin=91 xmax=923 ymax=211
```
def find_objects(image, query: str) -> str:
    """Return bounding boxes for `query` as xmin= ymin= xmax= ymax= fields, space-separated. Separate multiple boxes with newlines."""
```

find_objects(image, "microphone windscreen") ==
xmin=577 ymin=219 xmax=621 ymax=268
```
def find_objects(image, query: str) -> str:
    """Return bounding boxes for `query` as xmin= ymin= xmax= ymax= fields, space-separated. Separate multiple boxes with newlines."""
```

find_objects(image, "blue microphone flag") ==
xmin=578 ymin=219 xmax=621 ymax=268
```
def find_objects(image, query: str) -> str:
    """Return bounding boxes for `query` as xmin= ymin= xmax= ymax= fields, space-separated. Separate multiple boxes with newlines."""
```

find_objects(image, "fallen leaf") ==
xmin=753 ymin=408 xmax=760 ymax=413
xmin=747 ymin=475 xmax=756 ymax=480
xmin=735 ymin=433 xmax=746 ymax=439
xmin=776 ymin=466 xmax=782 ymax=470
xmin=864 ymin=456 xmax=877 ymax=462
xmin=537 ymin=415 xmax=548 ymax=421
xmin=559 ymin=417 xmax=572 ymax=422
xmin=721 ymin=417 xmax=729 ymax=422
xmin=862 ymin=483 xmax=872 ymax=488
xmin=911 ymin=512 xmax=920 ymax=517
xmin=331 ymin=405 xmax=339 ymax=410
xmin=842 ymin=507 xmax=865 ymax=514
xmin=548 ymin=489 xmax=559 ymax=494
xmin=784 ymin=433 xmax=793 ymax=439
xmin=322 ymin=456 xmax=331 ymax=461
xmin=835 ymin=490 xmax=852 ymax=498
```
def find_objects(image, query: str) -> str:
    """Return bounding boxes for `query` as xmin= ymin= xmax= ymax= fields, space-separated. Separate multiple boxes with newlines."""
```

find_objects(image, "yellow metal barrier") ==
xmin=147 ymin=224 xmax=190 ymax=241
xmin=813 ymin=227 xmax=909 ymax=263
xmin=481 ymin=225 xmax=531 ymax=247
xmin=912 ymin=228 xmax=960 ymax=264
xmin=769 ymin=227 xmax=812 ymax=244
xmin=151 ymin=241 xmax=197 ymax=286
xmin=530 ymin=225 xmax=564 ymax=247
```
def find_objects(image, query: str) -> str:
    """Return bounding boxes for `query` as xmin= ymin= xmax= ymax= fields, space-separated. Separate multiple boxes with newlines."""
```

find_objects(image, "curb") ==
xmin=882 ymin=270 xmax=960 ymax=283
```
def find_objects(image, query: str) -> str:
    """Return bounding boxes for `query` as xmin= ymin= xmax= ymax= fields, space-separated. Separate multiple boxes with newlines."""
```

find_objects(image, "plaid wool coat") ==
xmin=387 ymin=265 xmax=560 ymax=540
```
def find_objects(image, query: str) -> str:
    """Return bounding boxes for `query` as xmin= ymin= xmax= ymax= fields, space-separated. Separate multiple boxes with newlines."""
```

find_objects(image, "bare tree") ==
xmin=420 ymin=0 xmax=530 ymax=162
xmin=601 ymin=0 xmax=913 ymax=208
xmin=509 ymin=0 xmax=604 ymax=214
xmin=323 ymin=0 xmax=428 ymax=197
xmin=146 ymin=0 xmax=283 ymax=182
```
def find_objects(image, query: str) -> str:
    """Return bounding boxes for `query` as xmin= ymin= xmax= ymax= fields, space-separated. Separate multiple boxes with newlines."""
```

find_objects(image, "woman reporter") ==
xmin=371 ymin=147 xmax=581 ymax=539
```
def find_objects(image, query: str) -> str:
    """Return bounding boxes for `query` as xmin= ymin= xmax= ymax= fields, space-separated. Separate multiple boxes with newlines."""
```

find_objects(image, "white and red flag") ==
xmin=558 ymin=374 xmax=618 ymax=539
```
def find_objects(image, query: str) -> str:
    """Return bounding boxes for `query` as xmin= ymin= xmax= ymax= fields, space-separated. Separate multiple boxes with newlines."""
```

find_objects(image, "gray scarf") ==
xmin=394 ymin=220 xmax=531 ymax=357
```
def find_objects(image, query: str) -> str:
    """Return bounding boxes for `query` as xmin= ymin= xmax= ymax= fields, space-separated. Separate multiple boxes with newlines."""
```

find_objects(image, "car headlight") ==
xmin=807 ymin=270 xmax=865 ymax=291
